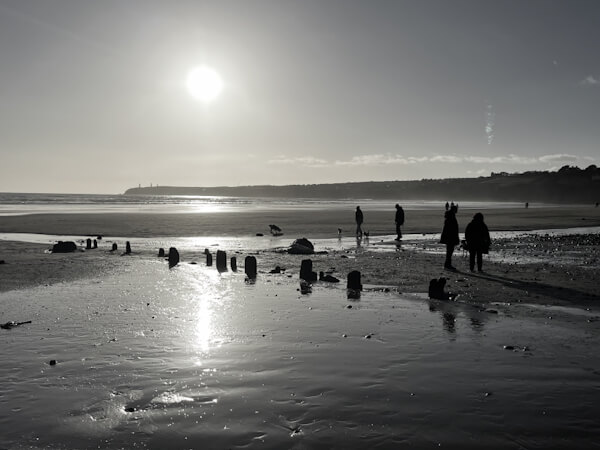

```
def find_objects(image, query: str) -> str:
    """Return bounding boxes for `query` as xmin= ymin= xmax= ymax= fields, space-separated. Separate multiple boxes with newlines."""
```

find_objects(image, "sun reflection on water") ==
xmin=186 ymin=267 xmax=234 ymax=357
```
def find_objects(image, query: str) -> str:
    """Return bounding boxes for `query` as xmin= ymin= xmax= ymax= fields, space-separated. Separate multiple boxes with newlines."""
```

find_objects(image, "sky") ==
xmin=0 ymin=0 xmax=599 ymax=194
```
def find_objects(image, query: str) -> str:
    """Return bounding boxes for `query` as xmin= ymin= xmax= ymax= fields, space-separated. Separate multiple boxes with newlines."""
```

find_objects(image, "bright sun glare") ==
xmin=186 ymin=66 xmax=223 ymax=102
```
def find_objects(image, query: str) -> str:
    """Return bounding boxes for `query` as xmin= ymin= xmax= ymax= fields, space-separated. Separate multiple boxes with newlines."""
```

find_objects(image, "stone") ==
xmin=270 ymin=266 xmax=282 ymax=274
xmin=288 ymin=238 xmax=315 ymax=255
xmin=347 ymin=270 xmax=362 ymax=290
xmin=230 ymin=257 xmax=237 ymax=271
xmin=319 ymin=271 xmax=340 ymax=283
xmin=300 ymin=259 xmax=317 ymax=282
xmin=216 ymin=250 xmax=227 ymax=272
xmin=52 ymin=241 xmax=77 ymax=253
xmin=49 ymin=359 xmax=57 ymax=366
xmin=245 ymin=256 xmax=257 ymax=279
xmin=158 ymin=248 xmax=165 ymax=257
xmin=168 ymin=247 xmax=179 ymax=268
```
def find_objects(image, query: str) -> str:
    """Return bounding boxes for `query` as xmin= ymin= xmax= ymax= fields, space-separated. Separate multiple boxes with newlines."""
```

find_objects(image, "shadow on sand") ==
xmin=463 ymin=270 xmax=598 ymax=305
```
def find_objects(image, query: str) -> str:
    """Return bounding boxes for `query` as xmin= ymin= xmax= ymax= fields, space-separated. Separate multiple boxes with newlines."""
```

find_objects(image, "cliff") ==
xmin=123 ymin=165 xmax=600 ymax=203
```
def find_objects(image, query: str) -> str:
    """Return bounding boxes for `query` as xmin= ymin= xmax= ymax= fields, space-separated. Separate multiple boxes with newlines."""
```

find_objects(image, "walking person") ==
xmin=395 ymin=204 xmax=405 ymax=240
xmin=465 ymin=212 xmax=491 ymax=272
xmin=355 ymin=206 xmax=364 ymax=237
xmin=440 ymin=204 xmax=459 ymax=270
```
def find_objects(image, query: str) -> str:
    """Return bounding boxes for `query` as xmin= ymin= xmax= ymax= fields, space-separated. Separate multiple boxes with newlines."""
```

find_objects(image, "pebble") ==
xmin=503 ymin=345 xmax=515 ymax=351
xmin=49 ymin=360 xmax=57 ymax=366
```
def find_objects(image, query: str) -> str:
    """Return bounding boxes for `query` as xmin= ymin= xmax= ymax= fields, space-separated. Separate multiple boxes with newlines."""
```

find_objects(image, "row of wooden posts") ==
xmin=159 ymin=247 xmax=362 ymax=291
xmin=100 ymin=241 xmax=362 ymax=291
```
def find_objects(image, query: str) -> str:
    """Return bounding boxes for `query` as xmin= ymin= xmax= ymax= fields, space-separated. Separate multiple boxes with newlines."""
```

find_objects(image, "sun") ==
xmin=186 ymin=66 xmax=223 ymax=102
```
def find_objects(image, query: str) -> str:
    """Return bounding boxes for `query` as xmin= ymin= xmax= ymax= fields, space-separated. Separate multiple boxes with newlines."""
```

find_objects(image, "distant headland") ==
xmin=124 ymin=165 xmax=600 ymax=203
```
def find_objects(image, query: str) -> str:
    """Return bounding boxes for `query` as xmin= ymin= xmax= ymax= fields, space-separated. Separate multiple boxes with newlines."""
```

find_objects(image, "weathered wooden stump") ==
xmin=244 ymin=256 xmax=257 ymax=279
xmin=300 ymin=259 xmax=317 ymax=282
xmin=216 ymin=250 xmax=227 ymax=272
xmin=347 ymin=270 xmax=362 ymax=290
xmin=168 ymin=247 xmax=179 ymax=268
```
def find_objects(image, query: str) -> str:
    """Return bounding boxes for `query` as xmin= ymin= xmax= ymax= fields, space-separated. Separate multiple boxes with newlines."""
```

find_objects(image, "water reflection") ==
xmin=429 ymin=301 xmax=489 ymax=337
xmin=188 ymin=269 xmax=233 ymax=354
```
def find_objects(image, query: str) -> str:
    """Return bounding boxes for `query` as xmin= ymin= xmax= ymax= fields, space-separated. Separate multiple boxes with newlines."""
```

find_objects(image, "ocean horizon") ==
xmin=0 ymin=192 xmax=569 ymax=217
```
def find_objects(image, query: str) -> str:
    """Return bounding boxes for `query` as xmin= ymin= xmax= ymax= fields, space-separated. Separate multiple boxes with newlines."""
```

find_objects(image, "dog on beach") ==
xmin=269 ymin=224 xmax=283 ymax=236
xmin=459 ymin=239 xmax=469 ymax=257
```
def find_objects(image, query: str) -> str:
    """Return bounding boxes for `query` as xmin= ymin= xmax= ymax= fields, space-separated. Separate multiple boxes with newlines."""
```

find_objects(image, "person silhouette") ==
xmin=395 ymin=204 xmax=405 ymax=240
xmin=440 ymin=205 xmax=459 ymax=270
xmin=355 ymin=206 xmax=364 ymax=237
xmin=465 ymin=212 xmax=491 ymax=272
xmin=445 ymin=201 xmax=449 ymax=211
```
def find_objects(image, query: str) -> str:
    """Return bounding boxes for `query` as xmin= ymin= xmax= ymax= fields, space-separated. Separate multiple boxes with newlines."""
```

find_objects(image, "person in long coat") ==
xmin=440 ymin=205 xmax=459 ymax=270
xmin=395 ymin=204 xmax=405 ymax=240
xmin=355 ymin=206 xmax=364 ymax=237
xmin=465 ymin=212 xmax=491 ymax=272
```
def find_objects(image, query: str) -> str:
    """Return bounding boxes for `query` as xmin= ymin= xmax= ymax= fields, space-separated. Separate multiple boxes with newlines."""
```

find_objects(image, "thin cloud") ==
xmin=267 ymin=156 xmax=329 ymax=168
xmin=580 ymin=75 xmax=599 ymax=86
xmin=539 ymin=154 xmax=579 ymax=163
xmin=465 ymin=154 xmax=538 ymax=164
xmin=334 ymin=154 xmax=424 ymax=166
xmin=429 ymin=155 xmax=463 ymax=163
xmin=268 ymin=153 xmax=585 ymax=168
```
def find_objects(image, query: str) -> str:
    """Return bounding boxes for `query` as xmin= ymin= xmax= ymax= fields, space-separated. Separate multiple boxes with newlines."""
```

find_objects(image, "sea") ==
xmin=0 ymin=192 xmax=539 ymax=216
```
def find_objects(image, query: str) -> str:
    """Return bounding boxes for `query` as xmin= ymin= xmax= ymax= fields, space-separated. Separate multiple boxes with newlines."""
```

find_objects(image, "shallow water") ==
xmin=1 ymin=260 xmax=599 ymax=449
xmin=0 ymin=193 xmax=534 ymax=216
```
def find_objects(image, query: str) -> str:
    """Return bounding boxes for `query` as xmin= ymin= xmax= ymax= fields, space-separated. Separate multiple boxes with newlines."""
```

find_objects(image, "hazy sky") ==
xmin=1 ymin=0 xmax=599 ymax=194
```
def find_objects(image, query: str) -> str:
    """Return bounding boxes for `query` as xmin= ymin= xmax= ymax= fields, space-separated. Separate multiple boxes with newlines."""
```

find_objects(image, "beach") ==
xmin=1 ymin=205 xmax=599 ymax=449
xmin=1 ymin=205 xmax=599 ymax=238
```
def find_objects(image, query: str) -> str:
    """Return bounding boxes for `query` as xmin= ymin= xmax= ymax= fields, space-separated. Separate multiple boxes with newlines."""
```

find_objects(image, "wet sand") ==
xmin=1 ymin=254 xmax=599 ymax=449
xmin=0 ymin=205 xmax=599 ymax=238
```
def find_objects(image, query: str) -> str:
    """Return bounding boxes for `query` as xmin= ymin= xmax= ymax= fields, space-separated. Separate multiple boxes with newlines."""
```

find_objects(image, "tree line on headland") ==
xmin=124 ymin=165 xmax=600 ymax=204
